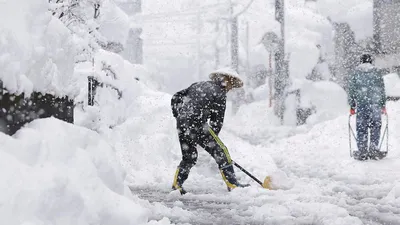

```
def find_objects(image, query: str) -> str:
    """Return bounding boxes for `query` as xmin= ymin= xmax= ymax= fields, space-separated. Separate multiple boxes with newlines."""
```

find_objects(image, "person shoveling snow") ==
xmin=170 ymin=68 xmax=250 ymax=195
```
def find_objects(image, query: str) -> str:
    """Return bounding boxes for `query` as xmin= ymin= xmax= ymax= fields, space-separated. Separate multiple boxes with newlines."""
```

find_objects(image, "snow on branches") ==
xmin=49 ymin=0 xmax=108 ymax=63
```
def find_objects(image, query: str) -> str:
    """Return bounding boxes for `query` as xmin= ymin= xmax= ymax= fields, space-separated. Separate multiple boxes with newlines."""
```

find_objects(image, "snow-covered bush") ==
xmin=49 ymin=0 xmax=130 ymax=62
xmin=74 ymin=49 xmax=162 ymax=131
xmin=0 ymin=0 xmax=76 ymax=97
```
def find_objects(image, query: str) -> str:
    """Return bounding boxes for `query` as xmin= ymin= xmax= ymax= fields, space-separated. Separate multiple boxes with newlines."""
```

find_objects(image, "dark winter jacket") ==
xmin=348 ymin=63 xmax=386 ymax=109
xmin=171 ymin=81 xmax=227 ymax=135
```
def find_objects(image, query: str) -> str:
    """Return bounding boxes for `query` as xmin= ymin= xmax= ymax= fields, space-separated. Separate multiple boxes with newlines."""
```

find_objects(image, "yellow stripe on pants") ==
xmin=172 ymin=167 xmax=180 ymax=189
xmin=208 ymin=127 xmax=232 ymax=164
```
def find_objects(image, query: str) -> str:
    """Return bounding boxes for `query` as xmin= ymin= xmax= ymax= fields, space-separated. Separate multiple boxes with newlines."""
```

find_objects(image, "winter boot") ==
xmin=353 ymin=151 xmax=369 ymax=161
xmin=220 ymin=164 xmax=250 ymax=191
xmin=172 ymin=167 xmax=188 ymax=195
xmin=368 ymin=146 xmax=387 ymax=160
xmin=369 ymin=151 xmax=387 ymax=160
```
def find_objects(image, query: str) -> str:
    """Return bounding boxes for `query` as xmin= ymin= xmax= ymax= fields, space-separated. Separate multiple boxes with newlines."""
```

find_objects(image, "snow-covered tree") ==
xmin=48 ymin=0 xmax=120 ymax=63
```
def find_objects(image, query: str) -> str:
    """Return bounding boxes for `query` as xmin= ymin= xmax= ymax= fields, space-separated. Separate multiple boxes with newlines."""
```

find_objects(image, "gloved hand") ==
xmin=382 ymin=107 xmax=387 ymax=115
xmin=172 ymin=103 xmax=183 ymax=118
xmin=350 ymin=108 xmax=356 ymax=115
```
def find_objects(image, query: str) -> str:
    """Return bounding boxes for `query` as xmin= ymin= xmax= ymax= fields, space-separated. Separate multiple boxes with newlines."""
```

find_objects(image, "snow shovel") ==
xmin=233 ymin=161 xmax=273 ymax=189
xmin=348 ymin=113 xmax=389 ymax=159
xmin=208 ymin=127 xmax=272 ymax=189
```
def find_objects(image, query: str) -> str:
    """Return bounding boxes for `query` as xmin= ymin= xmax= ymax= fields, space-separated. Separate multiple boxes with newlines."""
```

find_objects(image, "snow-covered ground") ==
xmin=104 ymin=84 xmax=399 ymax=224
xmin=0 ymin=119 xmax=152 ymax=224
xmin=3 ymin=78 xmax=399 ymax=224
xmin=2 ymin=0 xmax=400 ymax=224
xmin=384 ymin=73 xmax=400 ymax=97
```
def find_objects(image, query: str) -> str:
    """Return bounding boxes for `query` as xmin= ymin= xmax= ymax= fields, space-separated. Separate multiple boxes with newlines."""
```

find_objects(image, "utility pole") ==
xmin=215 ymin=20 xmax=220 ymax=69
xmin=214 ymin=0 xmax=221 ymax=69
xmin=133 ymin=0 xmax=143 ymax=64
xmin=373 ymin=0 xmax=382 ymax=54
xmin=269 ymin=51 xmax=273 ymax=108
xmin=196 ymin=8 xmax=202 ymax=79
xmin=230 ymin=2 xmax=239 ymax=72
xmin=260 ymin=31 xmax=279 ymax=108
xmin=274 ymin=0 xmax=288 ymax=124
xmin=245 ymin=21 xmax=250 ymax=76
xmin=122 ymin=0 xmax=143 ymax=64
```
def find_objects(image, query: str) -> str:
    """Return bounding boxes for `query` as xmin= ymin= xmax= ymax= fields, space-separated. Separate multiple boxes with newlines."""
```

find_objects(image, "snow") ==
xmin=301 ymin=81 xmax=348 ymax=123
xmin=2 ymin=0 xmax=400 ymax=224
xmin=109 ymin=83 xmax=400 ymax=224
xmin=0 ymin=118 xmax=153 ymax=225
xmin=99 ymin=61 xmax=399 ymax=223
xmin=317 ymin=0 xmax=373 ymax=41
xmin=141 ymin=0 xmax=335 ymax=93
xmin=0 ymin=0 xmax=76 ymax=97
xmin=384 ymin=73 xmax=400 ymax=97
xmin=210 ymin=67 xmax=240 ymax=78
xmin=242 ymin=80 xmax=347 ymax=130
xmin=98 ymin=0 xmax=130 ymax=45
xmin=74 ymin=49 xmax=162 ymax=131
xmin=286 ymin=3 xmax=333 ymax=81
xmin=100 ymin=58 xmax=399 ymax=223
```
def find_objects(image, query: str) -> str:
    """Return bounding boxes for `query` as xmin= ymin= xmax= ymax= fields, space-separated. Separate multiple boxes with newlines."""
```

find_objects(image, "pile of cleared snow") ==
xmin=225 ymin=80 xmax=348 ymax=144
xmin=0 ymin=118 xmax=159 ymax=225
xmin=225 ymin=100 xmax=296 ymax=142
xmin=110 ymin=91 xmax=180 ymax=187
xmin=301 ymin=80 xmax=348 ymax=124
xmin=0 ymin=0 xmax=76 ymax=97
xmin=384 ymin=73 xmax=400 ymax=97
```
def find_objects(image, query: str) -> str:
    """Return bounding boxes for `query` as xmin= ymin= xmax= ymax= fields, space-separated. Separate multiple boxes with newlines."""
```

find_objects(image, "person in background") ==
xmin=348 ymin=53 xmax=387 ymax=160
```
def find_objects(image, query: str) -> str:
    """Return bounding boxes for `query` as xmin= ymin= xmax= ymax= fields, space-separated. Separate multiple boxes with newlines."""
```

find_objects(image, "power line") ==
xmin=144 ymin=38 xmax=215 ymax=45
xmin=233 ymin=0 xmax=256 ymax=17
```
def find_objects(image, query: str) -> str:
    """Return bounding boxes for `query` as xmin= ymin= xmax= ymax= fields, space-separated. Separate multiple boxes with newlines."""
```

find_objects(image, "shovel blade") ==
xmin=262 ymin=176 xmax=273 ymax=189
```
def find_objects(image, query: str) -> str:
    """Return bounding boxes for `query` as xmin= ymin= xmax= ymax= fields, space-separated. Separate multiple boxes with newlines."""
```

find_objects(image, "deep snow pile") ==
xmin=0 ymin=0 xmax=76 ymax=97
xmin=384 ymin=73 xmax=400 ymax=97
xmin=0 ymin=0 xmax=187 ymax=224
xmin=226 ymin=80 xmax=348 ymax=143
xmin=0 ymin=0 xmax=133 ymax=98
xmin=0 ymin=118 xmax=157 ymax=225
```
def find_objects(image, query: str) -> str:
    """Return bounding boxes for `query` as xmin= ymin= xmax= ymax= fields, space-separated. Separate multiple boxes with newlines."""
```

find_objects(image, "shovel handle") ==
xmin=233 ymin=161 xmax=263 ymax=186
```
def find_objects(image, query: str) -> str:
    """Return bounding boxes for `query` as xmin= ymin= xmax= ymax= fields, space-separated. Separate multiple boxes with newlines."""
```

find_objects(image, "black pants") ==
xmin=175 ymin=119 xmax=231 ymax=185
